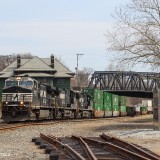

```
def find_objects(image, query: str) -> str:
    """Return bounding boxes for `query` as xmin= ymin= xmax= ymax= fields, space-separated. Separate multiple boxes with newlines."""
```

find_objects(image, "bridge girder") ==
xmin=88 ymin=71 xmax=160 ymax=98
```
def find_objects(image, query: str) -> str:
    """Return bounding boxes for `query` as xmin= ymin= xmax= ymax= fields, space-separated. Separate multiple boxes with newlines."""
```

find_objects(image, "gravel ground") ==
xmin=0 ymin=114 xmax=160 ymax=160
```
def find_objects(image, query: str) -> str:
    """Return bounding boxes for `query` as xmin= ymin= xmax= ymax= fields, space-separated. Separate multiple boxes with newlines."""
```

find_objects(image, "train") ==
xmin=1 ymin=76 xmax=152 ymax=122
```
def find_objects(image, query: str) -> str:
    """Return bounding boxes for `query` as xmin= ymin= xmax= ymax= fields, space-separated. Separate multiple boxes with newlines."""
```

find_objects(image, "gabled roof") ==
xmin=42 ymin=58 xmax=73 ymax=74
xmin=2 ymin=59 xmax=29 ymax=72
xmin=53 ymin=72 xmax=74 ymax=78
xmin=15 ymin=56 xmax=55 ymax=71
xmin=0 ymin=72 xmax=13 ymax=78
xmin=0 ymin=56 xmax=74 ymax=78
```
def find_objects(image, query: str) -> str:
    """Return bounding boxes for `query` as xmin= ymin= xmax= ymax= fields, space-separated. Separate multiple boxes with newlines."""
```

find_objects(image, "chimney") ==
xmin=17 ymin=54 xmax=21 ymax=68
xmin=51 ymin=54 xmax=54 ymax=68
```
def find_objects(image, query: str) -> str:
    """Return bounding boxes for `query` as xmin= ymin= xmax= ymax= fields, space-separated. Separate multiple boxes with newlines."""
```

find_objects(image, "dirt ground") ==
xmin=0 ymin=114 xmax=160 ymax=160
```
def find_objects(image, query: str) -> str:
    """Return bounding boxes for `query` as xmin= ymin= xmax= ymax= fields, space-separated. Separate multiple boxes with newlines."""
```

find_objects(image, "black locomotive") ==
xmin=1 ymin=76 xmax=93 ymax=122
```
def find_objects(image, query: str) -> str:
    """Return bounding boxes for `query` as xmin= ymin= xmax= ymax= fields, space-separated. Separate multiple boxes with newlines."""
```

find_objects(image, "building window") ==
xmin=56 ymin=79 xmax=65 ymax=84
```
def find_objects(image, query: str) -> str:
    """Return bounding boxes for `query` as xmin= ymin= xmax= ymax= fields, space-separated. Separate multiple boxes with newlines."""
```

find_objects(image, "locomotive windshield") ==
xmin=19 ymin=81 xmax=33 ymax=87
xmin=5 ymin=77 xmax=34 ymax=88
xmin=6 ymin=80 xmax=18 ymax=87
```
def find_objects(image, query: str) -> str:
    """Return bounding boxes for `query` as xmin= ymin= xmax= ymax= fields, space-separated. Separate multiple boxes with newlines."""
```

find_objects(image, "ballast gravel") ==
xmin=0 ymin=114 xmax=160 ymax=159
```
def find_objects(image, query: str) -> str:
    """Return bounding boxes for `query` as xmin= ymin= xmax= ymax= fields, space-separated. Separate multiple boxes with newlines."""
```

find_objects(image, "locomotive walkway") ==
xmin=32 ymin=133 xmax=160 ymax=160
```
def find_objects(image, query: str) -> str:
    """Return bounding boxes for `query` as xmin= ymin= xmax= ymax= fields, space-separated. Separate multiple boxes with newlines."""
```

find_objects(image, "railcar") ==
xmin=103 ymin=92 xmax=112 ymax=117
xmin=126 ymin=106 xmax=135 ymax=116
xmin=83 ymin=88 xmax=104 ymax=117
xmin=112 ymin=94 xmax=120 ymax=117
xmin=78 ymin=92 xmax=93 ymax=118
xmin=142 ymin=100 xmax=153 ymax=114
xmin=119 ymin=96 xmax=127 ymax=117
xmin=1 ymin=76 xmax=93 ymax=122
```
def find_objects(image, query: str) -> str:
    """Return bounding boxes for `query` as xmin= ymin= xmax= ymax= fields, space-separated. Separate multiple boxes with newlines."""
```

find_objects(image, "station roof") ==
xmin=15 ymin=57 xmax=55 ymax=71
xmin=0 ymin=56 xmax=74 ymax=78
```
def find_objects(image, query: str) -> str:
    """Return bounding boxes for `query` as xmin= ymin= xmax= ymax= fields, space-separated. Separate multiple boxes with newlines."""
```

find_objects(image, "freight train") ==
xmin=1 ymin=76 xmax=151 ymax=122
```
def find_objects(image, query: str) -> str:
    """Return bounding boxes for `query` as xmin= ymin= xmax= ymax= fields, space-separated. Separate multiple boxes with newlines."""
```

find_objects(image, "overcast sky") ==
xmin=0 ymin=0 xmax=130 ymax=72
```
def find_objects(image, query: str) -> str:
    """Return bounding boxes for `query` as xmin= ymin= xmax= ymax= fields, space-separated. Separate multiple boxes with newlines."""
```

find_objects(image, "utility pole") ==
xmin=76 ymin=53 xmax=84 ymax=87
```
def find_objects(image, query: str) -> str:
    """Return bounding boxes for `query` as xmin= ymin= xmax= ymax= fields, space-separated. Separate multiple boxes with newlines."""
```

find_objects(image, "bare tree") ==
xmin=0 ymin=53 xmax=33 ymax=71
xmin=55 ymin=55 xmax=70 ymax=69
xmin=77 ymin=67 xmax=94 ymax=88
xmin=0 ymin=55 xmax=12 ymax=71
xmin=105 ymin=61 xmax=130 ymax=71
xmin=107 ymin=0 xmax=160 ymax=70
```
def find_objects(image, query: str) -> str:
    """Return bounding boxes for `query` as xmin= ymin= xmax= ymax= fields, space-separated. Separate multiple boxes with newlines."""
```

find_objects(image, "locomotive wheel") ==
xmin=92 ymin=112 xmax=95 ymax=118
xmin=61 ymin=112 xmax=64 ymax=119
xmin=80 ymin=112 xmax=83 ymax=118
xmin=27 ymin=106 xmax=32 ymax=118
xmin=11 ymin=109 xmax=17 ymax=118
xmin=90 ymin=112 xmax=93 ymax=118
xmin=52 ymin=111 xmax=56 ymax=119
xmin=74 ymin=112 xmax=77 ymax=119
xmin=35 ymin=110 xmax=40 ymax=120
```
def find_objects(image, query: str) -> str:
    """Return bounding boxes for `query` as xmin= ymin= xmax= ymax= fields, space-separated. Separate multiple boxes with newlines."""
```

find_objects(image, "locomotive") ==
xmin=1 ymin=76 xmax=93 ymax=122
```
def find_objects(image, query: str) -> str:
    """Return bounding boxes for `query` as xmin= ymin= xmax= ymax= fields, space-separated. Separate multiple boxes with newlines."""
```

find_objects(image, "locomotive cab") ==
xmin=2 ymin=76 xmax=38 ymax=121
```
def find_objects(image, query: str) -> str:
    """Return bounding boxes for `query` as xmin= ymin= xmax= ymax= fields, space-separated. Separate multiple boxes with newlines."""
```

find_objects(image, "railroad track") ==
xmin=0 ymin=116 xmax=133 ymax=131
xmin=0 ymin=120 xmax=65 ymax=131
xmin=0 ymin=114 xmax=153 ymax=132
xmin=32 ymin=133 xmax=160 ymax=160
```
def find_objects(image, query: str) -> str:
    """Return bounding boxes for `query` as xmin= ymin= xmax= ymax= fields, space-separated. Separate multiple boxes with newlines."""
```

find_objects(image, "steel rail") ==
xmin=0 ymin=118 xmax=92 ymax=131
xmin=40 ymin=133 xmax=85 ymax=160
xmin=0 ymin=121 xmax=62 ymax=131
xmin=100 ymin=133 xmax=160 ymax=160
xmin=81 ymin=137 xmax=150 ymax=160
xmin=0 ymin=118 xmax=122 ymax=131
xmin=72 ymin=135 xmax=97 ymax=160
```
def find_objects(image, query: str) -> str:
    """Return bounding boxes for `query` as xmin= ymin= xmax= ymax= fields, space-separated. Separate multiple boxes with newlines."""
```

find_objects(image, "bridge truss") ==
xmin=88 ymin=71 xmax=160 ymax=98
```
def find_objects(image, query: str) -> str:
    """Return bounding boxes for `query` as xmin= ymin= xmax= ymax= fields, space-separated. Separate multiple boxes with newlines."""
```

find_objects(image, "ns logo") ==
xmin=12 ymin=93 xmax=20 ymax=101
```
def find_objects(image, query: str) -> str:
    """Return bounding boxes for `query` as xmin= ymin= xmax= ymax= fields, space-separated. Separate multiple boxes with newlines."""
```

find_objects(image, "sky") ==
xmin=0 ymin=0 xmax=130 ymax=72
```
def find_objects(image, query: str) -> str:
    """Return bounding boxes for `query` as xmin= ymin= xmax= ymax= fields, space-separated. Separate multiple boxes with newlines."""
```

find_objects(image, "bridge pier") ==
xmin=153 ymin=90 xmax=160 ymax=130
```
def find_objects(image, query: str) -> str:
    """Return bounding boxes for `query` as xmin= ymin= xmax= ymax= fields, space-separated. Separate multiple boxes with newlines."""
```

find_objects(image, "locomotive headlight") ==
xmin=16 ymin=77 xmax=21 ymax=80
xmin=5 ymin=102 xmax=8 ymax=104
xmin=20 ymin=101 xmax=24 ymax=105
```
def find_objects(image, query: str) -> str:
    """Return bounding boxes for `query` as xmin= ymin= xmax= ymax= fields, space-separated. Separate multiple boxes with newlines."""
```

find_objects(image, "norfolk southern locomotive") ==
xmin=1 ymin=76 xmax=93 ymax=122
